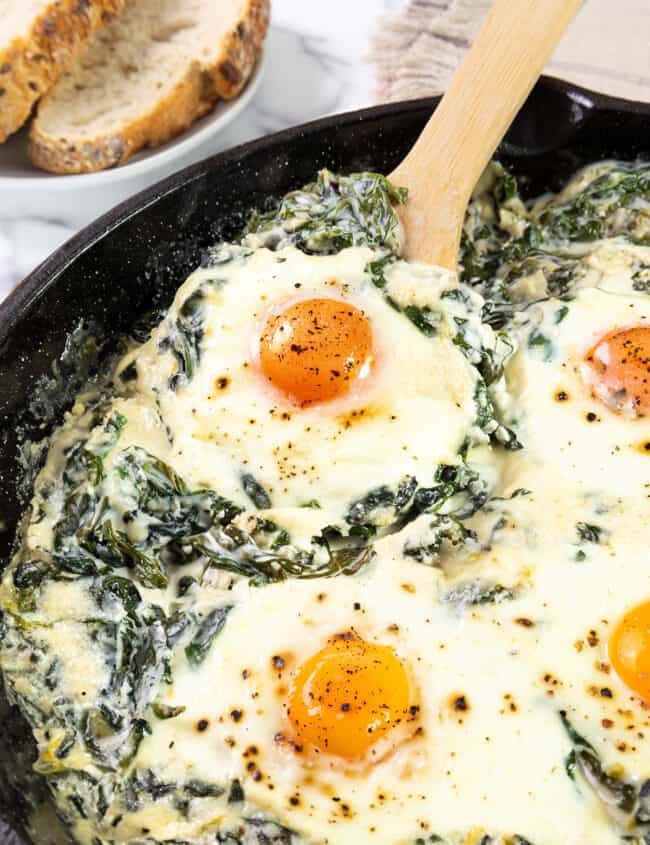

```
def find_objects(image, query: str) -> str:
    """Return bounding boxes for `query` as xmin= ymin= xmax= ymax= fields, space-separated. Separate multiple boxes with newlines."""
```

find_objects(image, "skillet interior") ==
xmin=0 ymin=75 xmax=648 ymax=844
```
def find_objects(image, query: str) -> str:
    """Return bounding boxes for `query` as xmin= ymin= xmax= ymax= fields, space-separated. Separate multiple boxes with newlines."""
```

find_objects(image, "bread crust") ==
xmin=0 ymin=0 xmax=125 ymax=143
xmin=208 ymin=0 xmax=270 ymax=101
xmin=28 ymin=0 xmax=270 ymax=174
xmin=29 ymin=64 xmax=210 ymax=174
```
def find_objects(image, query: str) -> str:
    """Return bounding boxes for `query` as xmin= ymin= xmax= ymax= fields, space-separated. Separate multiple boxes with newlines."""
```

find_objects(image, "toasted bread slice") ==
xmin=28 ymin=0 xmax=269 ymax=174
xmin=0 ymin=0 xmax=125 ymax=143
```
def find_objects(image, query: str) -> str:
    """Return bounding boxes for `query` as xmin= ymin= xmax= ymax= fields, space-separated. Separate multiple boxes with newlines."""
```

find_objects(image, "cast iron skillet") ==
xmin=0 ymin=75 xmax=649 ymax=843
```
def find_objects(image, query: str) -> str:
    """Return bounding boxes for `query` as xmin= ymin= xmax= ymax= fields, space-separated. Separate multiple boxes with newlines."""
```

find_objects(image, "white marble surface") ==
xmin=0 ymin=0 xmax=401 ymax=300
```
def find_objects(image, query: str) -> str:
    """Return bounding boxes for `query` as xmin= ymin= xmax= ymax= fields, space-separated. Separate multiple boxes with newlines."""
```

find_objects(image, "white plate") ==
xmin=0 ymin=53 xmax=265 ymax=227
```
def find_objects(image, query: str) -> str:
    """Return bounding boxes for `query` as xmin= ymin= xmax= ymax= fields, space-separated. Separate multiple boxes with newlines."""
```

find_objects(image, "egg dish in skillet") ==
xmin=1 ymin=162 xmax=650 ymax=845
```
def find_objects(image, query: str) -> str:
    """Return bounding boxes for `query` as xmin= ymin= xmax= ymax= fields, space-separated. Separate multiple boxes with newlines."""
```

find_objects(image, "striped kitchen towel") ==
xmin=369 ymin=0 xmax=650 ymax=103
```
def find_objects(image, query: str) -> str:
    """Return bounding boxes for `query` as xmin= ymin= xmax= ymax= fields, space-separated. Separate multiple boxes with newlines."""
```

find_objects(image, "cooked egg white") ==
xmin=503 ymin=282 xmax=650 ymax=497
xmin=459 ymin=479 xmax=650 ymax=773
xmin=119 ymin=246 xmax=481 ymax=525
xmin=124 ymin=530 xmax=620 ymax=845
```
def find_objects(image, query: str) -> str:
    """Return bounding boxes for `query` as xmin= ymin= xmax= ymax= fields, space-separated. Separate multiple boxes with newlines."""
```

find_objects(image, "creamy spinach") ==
xmin=2 ymin=159 xmax=650 ymax=845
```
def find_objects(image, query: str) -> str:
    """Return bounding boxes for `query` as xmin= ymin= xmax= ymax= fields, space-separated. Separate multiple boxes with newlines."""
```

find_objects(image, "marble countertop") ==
xmin=0 ymin=0 xmax=647 ymax=300
xmin=0 ymin=0 xmax=400 ymax=299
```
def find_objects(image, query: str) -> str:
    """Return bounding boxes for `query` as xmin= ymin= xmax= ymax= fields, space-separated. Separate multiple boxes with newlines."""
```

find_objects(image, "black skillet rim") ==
xmin=1 ymin=73 xmax=649 ymax=344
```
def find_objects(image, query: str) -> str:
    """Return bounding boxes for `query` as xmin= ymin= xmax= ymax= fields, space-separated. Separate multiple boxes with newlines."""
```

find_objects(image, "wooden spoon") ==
xmin=390 ymin=0 xmax=583 ymax=268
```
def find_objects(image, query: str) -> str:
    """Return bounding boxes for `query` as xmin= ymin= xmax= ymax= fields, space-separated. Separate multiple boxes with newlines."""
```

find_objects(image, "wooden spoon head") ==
xmin=389 ymin=162 xmax=464 ymax=269
xmin=388 ymin=0 xmax=583 ymax=268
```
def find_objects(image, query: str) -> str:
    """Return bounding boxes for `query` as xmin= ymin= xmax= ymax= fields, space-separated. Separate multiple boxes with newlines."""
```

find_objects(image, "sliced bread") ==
xmin=28 ymin=0 xmax=270 ymax=174
xmin=0 ymin=0 xmax=125 ymax=142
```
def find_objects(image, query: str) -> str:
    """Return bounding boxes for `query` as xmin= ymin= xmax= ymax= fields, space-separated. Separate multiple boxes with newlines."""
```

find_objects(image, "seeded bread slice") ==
xmin=28 ymin=0 xmax=270 ymax=174
xmin=0 ymin=0 xmax=125 ymax=142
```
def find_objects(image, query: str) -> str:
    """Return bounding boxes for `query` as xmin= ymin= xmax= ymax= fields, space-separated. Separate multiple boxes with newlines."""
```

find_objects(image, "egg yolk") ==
xmin=585 ymin=326 xmax=650 ymax=416
xmin=287 ymin=633 xmax=411 ymax=759
xmin=610 ymin=601 xmax=650 ymax=700
xmin=258 ymin=298 xmax=373 ymax=406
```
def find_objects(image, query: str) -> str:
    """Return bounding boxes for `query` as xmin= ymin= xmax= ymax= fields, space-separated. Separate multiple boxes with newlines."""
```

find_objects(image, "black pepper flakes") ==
xmin=515 ymin=617 xmax=534 ymax=628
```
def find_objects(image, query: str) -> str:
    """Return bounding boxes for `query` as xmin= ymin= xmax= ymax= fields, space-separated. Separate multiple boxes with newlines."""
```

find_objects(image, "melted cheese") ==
xmin=4 ymin=164 xmax=650 ymax=845
xmin=132 ymin=545 xmax=619 ymax=845
xmin=504 ymin=283 xmax=650 ymax=497
xmin=122 ymin=247 xmax=480 ymax=523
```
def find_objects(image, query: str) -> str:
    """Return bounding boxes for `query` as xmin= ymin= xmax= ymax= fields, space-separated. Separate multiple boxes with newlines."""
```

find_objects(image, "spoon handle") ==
xmin=391 ymin=0 xmax=583 ymax=268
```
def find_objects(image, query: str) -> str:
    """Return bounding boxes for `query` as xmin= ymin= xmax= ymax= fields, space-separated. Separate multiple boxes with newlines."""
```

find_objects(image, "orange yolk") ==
xmin=287 ymin=633 xmax=412 ymax=760
xmin=585 ymin=326 xmax=650 ymax=416
xmin=610 ymin=601 xmax=650 ymax=700
xmin=258 ymin=298 xmax=373 ymax=406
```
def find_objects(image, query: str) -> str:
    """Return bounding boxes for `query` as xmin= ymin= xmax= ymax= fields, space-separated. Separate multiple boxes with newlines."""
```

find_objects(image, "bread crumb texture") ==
xmin=27 ymin=0 xmax=270 ymax=173
xmin=0 ymin=0 xmax=125 ymax=142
